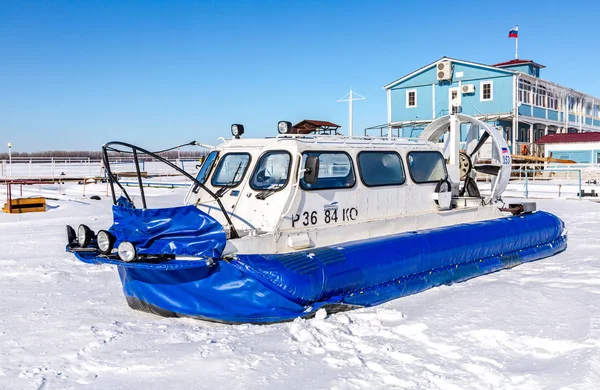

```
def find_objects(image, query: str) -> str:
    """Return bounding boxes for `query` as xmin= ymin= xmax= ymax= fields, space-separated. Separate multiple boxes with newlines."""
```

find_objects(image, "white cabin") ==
xmin=185 ymin=119 xmax=506 ymax=256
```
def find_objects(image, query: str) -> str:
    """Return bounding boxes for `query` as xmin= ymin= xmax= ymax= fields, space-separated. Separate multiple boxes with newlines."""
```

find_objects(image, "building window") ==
xmin=519 ymin=128 xmax=528 ymax=142
xmin=406 ymin=89 xmax=417 ymax=108
xmin=300 ymin=151 xmax=356 ymax=190
xmin=594 ymin=105 xmax=599 ymax=118
xmin=534 ymin=85 xmax=547 ymax=107
xmin=519 ymin=80 xmax=531 ymax=104
xmin=568 ymin=96 xmax=575 ymax=111
xmin=547 ymin=92 xmax=558 ymax=110
xmin=480 ymin=81 xmax=493 ymax=101
xmin=358 ymin=151 xmax=405 ymax=187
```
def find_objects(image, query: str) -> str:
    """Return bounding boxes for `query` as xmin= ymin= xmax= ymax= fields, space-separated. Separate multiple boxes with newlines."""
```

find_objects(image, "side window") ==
xmin=250 ymin=151 xmax=292 ymax=190
xmin=358 ymin=151 xmax=405 ymax=187
xmin=211 ymin=153 xmax=251 ymax=187
xmin=192 ymin=150 xmax=218 ymax=193
xmin=300 ymin=151 xmax=355 ymax=190
xmin=407 ymin=151 xmax=447 ymax=183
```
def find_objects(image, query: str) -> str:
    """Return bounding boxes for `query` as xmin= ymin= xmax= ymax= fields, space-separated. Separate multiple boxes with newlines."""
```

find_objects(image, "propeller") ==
xmin=469 ymin=131 xmax=490 ymax=158
xmin=459 ymin=129 xmax=501 ymax=197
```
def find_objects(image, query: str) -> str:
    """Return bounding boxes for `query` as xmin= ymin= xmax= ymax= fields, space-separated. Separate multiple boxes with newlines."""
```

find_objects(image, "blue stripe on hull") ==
xmin=112 ymin=211 xmax=566 ymax=324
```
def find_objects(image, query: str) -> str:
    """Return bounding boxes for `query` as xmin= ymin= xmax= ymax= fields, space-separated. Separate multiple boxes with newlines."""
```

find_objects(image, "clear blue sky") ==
xmin=2 ymin=0 xmax=600 ymax=152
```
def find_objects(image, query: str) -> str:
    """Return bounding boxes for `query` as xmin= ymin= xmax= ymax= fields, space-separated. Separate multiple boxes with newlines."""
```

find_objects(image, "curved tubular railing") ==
xmin=101 ymin=141 xmax=239 ymax=239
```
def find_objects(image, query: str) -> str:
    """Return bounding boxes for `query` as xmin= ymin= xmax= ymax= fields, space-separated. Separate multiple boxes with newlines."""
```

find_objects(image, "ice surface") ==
xmin=0 ymin=184 xmax=599 ymax=389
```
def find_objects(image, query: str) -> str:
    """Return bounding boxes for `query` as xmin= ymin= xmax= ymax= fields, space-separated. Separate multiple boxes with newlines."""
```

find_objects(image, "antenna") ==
xmin=337 ymin=89 xmax=366 ymax=136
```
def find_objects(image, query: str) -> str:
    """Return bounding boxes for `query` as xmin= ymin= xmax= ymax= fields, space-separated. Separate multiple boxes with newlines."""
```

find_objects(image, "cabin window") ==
xmin=192 ymin=150 xmax=218 ymax=193
xmin=250 ymin=151 xmax=292 ymax=191
xmin=300 ymin=151 xmax=356 ymax=190
xmin=358 ymin=151 xmax=405 ymax=187
xmin=211 ymin=152 xmax=251 ymax=187
xmin=407 ymin=151 xmax=447 ymax=184
xmin=480 ymin=81 xmax=493 ymax=101
xmin=406 ymin=89 xmax=417 ymax=108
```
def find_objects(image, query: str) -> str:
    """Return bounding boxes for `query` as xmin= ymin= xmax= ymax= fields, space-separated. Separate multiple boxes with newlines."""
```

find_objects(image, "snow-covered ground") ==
xmin=1 ymin=183 xmax=599 ymax=389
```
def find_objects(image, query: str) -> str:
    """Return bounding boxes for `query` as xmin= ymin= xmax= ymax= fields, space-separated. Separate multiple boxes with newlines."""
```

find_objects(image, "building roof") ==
xmin=535 ymin=132 xmax=600 ymax=144
xmin=383 ymin=56 xmax=515 ymax=90
xmin=493 ymin=59 xmax=546 ymax=69
xmin=291 ymin=120 xmax=341 ymax=134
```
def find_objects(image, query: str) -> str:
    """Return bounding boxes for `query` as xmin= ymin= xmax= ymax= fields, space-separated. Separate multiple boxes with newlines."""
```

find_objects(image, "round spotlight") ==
xmin=97 ymin=230 xmax=115 ymax=255
xmin=277 ymin=121 xmax=292 ymax=135
xmin=66 ymin=225 xmax=77 ymax=246
xmin=231 ymin=124 xmax=245 ymax=138
xmin=77 ymin=224 xmax=93 ymax=247
xmin=117 ymin=241 xmax=137 ymax=262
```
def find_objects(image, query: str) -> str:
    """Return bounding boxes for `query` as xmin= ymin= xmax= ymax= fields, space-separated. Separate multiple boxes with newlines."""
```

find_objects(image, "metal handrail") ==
xmin=101 ymin=141 xmax=239 ymax=239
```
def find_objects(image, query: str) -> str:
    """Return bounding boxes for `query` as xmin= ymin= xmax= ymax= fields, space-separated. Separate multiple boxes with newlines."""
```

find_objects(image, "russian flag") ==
xmin=508 ymin=26 xmax=518 ymax=38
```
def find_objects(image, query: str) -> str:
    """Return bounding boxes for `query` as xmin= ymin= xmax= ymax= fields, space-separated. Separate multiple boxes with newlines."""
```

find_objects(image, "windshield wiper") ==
xmin=215 ymin=162 xmax=243 ymax=197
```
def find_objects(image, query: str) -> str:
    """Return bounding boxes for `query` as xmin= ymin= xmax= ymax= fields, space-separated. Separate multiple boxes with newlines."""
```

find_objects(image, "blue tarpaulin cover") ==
xmin=108 ymin=197 xmax=226 ymax=259
xmin=71 ymin=208 xmax=567 ymax=324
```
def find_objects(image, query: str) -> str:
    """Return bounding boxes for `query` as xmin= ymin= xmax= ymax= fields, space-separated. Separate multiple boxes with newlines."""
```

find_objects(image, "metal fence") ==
xmin=0 ymin=156 xmax=203 ymax=181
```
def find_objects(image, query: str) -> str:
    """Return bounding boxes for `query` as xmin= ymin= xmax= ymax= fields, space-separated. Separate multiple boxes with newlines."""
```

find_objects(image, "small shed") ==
xmin=535 ymin=133 xmax=600 ymax=164
xmin=291 ymin=120 xmax=341 ymax=135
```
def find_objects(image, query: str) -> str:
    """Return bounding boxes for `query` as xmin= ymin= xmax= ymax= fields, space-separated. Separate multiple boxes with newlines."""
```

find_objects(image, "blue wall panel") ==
xmin=390 ymin=61 xmax=515 ymax=123
xmin=533 ymin=107 xmax=546 ymax=119
xmin=586 ymin=117 xmax=593 ymax=125
xmin=451 ymin=63 xmax=512 ymax=81
xmin=519 ymin=104 xmax=532 ymax=116
xmin=548 ymin=110 xmax=558 ymax=121
xmin=551 ymin=150 xmax=592 ymax=163
xmin=394 ymin=66 xmax=438 ymax=89
xmin=391 ymin=85 xmax=433 ymax=122
xmin=569 ymin=114 xmax=576 ymax=122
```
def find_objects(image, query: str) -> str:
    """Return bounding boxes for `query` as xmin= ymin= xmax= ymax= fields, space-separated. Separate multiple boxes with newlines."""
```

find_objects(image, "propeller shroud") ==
xmin=419 ymin=114 xmax=511 ymax=202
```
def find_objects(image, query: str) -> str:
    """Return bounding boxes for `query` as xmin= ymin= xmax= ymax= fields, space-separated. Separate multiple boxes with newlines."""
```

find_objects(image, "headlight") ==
xmin=77 ymin=224 xmax=93 ymax=247
xmin=231 ymin=124 xmax=244 ymax=138
xmin=277 ymin=121 xmax=292 ymax=134
xmin=117 ymin=241 xmax=137 ymax=262
xmin=97 ymin=230 xmax=115 ymax=255
xmin=66 ymin=225 xmax=77 ymax=246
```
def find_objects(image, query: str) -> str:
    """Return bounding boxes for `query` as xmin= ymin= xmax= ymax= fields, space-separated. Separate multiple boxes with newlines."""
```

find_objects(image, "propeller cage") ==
xmin=419 ymin=114 xmax=511 ymax=202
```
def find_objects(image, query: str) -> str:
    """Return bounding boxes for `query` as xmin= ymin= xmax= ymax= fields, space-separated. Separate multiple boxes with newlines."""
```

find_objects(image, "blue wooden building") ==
xmin=377 ymin=57 xmax=600 ymax=154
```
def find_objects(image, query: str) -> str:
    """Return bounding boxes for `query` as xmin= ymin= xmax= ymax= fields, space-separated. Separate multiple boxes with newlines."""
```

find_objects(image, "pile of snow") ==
xmin=0 ymin=184 xmax=599 ymax=389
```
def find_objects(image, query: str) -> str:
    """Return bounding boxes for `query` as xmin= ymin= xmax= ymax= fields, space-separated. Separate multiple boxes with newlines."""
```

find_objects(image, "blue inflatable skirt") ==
xmin=73 ymin=210 xmax=566 ymax=324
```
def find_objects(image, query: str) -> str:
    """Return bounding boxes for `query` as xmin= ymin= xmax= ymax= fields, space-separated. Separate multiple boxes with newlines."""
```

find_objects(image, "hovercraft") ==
xmin=67 ymin=114 xmax=567 ymax=324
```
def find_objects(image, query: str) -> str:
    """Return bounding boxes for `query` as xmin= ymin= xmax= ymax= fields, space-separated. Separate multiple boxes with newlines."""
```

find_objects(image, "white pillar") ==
xmin=348 ymin=90 xmax=354 ymax=137
xmin=449 ymin=115 xmax=460 ymax=167
xmin=387 ymin=89 xmax=392 ymax=138
xmin=7 ymin=143 xmax=12 ymax=178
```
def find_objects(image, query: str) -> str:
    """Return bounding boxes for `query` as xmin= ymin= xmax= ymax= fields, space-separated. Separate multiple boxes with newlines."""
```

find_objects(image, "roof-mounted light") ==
xmin=231 ymin=124 xmax=244 ymax=138
xmin=277 ymin=121 xmax=292 ymax=135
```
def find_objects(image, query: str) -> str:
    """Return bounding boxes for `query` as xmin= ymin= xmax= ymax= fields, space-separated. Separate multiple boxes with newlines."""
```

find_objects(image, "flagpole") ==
xmin=515 ymin=25 xmax=519 ymax=59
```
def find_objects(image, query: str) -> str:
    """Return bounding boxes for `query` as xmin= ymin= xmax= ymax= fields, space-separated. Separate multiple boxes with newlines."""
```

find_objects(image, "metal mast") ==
xmin=337 ymin=89 xmax=366 ymax=136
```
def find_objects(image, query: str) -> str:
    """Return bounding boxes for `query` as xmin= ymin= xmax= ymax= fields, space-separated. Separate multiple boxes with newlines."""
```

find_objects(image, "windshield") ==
xmin=196 ymin=151 xmax=218 ymax=184
xmin=211 ymin=153 xmax=251 ymax=187
xmin=250 ymin=151 xmax=291 ymax=190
